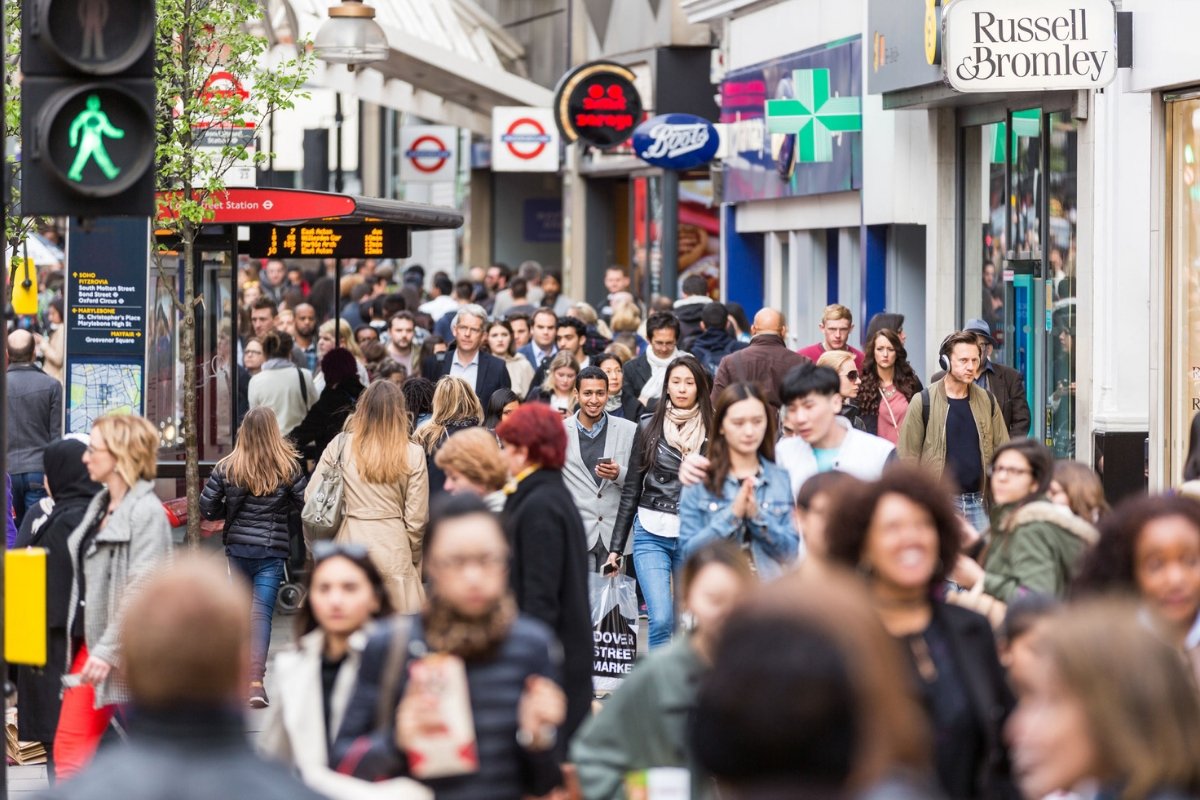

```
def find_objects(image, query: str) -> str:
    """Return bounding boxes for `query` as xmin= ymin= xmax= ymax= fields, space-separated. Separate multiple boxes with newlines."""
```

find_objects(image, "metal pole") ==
xmin=334 ymin=93 xmax=343 ymax=347
xmin=1 ymin=2 xmax=10 ymax=794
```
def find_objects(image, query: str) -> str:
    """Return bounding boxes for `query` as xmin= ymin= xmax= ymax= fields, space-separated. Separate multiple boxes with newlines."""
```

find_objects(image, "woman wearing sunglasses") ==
xmin=817 ymin=350 xmax=867 ymax=432
xmin=260 ymin=543 xmax=429 ymax=798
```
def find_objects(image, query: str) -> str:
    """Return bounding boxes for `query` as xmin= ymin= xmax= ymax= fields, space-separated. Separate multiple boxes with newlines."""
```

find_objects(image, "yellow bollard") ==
xmin=6 ymin=549 xmax=47 ymax=666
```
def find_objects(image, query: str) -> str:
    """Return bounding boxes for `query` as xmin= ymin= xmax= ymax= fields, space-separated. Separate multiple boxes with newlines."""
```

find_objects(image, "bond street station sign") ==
xmin=943 ymin=0 xmax=1117 ymax=92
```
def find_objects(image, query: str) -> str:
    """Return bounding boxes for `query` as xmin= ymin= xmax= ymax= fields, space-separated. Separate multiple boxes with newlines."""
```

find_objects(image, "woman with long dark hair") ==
xmin=611 ymin=355 xmax=714 ymax=648
xmin=202 ymin=406 xmax=308 ymax=708
xmin=858 ymin=328 xmax=922 ymax=443
xmin=679 ymin=382 xmax=800 ymax=578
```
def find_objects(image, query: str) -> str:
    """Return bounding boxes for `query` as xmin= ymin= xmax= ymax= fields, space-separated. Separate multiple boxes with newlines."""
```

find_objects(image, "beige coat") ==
xmin=308 ymin=433 xmax=429 ymax=612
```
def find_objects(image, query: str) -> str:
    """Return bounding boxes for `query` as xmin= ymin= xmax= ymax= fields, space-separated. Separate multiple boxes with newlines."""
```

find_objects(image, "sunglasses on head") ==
xmin=311 ymin=541 xmax=371 ymax=564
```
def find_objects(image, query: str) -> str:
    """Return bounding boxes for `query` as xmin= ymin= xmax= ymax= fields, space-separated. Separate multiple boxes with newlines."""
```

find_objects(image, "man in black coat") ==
xmin=422 ymin=303 xmax=512 ymax=403
xmin=496 ymin=404 xmax=593 ymax=741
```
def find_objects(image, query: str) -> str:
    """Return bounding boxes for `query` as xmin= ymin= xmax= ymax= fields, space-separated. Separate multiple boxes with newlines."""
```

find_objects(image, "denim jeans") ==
xmin=956 ymin=492 xmax=989 ymax=533
xmin=9 ymin=471 xmax=47 ymax=529
xmin=227 ymin=556 xmax=285 ymax=682
xmin=631 ymin=516 xmax=685 ymax=649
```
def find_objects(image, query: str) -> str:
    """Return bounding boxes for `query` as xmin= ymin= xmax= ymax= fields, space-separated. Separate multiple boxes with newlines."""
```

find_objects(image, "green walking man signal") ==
xmin=68 ymin=94 xmax=125 ymax=182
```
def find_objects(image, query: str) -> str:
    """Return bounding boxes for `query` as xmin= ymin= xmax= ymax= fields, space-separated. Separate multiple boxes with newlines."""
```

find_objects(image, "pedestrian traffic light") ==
xmin=21 ymin=0 xmax=157 ymax=217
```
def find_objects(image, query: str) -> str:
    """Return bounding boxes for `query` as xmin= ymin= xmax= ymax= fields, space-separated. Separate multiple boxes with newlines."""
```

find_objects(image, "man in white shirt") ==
xmin=418 ymin=272 xmax=459 ymax=322
xmin=680 ymin=363 xmax=894 ymax=495
xmin=423 ymin=304 xmax=511 ymax=402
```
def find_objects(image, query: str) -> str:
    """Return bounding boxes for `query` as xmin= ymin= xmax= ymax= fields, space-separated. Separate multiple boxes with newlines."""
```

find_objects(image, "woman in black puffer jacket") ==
xmin=201 ymin=406 xmax=307 ymax=709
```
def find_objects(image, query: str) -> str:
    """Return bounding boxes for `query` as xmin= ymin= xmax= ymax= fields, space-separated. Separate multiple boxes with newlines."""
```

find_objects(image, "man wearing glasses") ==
xmin=423 ymin=304 xmax=512 ymax=403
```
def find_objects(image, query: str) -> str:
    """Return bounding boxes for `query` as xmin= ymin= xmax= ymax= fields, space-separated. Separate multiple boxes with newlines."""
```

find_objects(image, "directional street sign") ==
xmin=765 ymin=68 xmax=862 ymax=164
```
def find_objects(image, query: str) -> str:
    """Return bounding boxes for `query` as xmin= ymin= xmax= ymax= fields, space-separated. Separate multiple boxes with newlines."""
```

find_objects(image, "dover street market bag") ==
xmin=589 ymin=572 xmax=639 ymax=692
xmin=302 ymin=435 xmax=348 ymax=541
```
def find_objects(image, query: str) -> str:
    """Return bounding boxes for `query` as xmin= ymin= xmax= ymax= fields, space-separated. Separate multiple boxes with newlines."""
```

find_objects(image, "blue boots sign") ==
xmin=632 ymin=114 xmax=719 ymax=170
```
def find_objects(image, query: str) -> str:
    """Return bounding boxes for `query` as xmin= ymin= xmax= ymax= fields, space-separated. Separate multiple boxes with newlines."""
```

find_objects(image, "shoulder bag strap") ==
xmin=295 ymin=366 xmax=308 ymax=405
xmin=374 ymin=616 xmax=413 ymax=730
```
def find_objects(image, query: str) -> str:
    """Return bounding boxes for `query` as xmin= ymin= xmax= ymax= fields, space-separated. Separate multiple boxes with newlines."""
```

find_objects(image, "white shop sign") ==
xmin=943 ymin=0 xmax=1117 ymax=93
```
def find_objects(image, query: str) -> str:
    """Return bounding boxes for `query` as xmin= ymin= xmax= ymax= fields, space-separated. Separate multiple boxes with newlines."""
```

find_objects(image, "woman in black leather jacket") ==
xmin=611 ymin=355 xmax=713 ymax=649
xmin=200 ymin=406 xmax=308 ymax=708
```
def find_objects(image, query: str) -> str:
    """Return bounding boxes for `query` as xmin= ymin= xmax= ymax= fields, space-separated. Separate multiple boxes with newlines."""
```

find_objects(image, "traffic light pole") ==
xmin=1 ymin=3 xmax=10 ymax=797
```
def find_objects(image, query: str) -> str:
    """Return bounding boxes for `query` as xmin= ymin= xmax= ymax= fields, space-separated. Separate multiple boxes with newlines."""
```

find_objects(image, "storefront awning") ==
xmin=265 ymin=0 xmax=553 ymax=135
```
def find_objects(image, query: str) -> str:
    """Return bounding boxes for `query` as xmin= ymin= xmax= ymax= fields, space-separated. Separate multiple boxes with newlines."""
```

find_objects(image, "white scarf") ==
xmin=640 ymin=348 xmax=684 ymax=405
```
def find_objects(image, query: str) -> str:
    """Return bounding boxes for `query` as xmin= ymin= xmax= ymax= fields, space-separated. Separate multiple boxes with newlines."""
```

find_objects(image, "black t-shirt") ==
xmin=945 ymin=396 xmax=983 ymax=494
xmin=321 ymin=653 xmax=347 ymax=741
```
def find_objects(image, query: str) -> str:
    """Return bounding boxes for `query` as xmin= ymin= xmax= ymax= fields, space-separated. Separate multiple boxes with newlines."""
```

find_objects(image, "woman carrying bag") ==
xmin=201 ymin=406 xmax=308 ymax=709
xmin=308 ymin=380 xmax=428 ymax=613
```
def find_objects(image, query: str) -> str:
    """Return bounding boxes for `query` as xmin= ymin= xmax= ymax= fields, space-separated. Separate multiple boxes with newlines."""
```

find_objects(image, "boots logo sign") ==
xmin=632 ymin=114 xmax=719 ymax=170
xmin=943 ymin=0 xmax=1117 ymax=92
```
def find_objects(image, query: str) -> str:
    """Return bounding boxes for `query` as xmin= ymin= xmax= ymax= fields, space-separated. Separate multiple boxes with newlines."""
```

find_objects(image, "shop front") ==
xmin=869 ymin=0 xmax=1104 ymax=462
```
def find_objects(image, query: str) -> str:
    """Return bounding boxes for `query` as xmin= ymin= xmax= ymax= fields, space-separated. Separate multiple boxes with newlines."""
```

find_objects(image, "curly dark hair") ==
xmin=858 ymin=328 xmax=921 ymax=417
xmin=1072 ymin=494 xmax=1200 ymax=598
xmin=824 ymin=465 xmax=961 ymax=592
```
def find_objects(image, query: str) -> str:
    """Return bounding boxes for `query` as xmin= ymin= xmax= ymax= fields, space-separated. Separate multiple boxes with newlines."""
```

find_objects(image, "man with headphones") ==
xmin=897 ymin=330 xmax=1010 ymax=531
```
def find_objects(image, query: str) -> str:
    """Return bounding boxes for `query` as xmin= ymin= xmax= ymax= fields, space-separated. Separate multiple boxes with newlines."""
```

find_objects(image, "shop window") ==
xmin=1169 ymin=95 xmax=1200 ymax=474
xmin=1046 ymin=112 xmax=1079 ymax=459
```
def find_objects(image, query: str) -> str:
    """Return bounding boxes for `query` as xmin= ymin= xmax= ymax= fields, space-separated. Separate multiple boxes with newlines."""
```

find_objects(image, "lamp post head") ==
xmin=313 ymin=0 xmax=387 ymax=70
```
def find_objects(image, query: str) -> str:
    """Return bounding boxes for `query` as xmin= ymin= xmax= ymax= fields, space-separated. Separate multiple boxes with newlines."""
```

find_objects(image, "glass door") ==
xmin=961 ymin=108 xmax=1079 ymax=456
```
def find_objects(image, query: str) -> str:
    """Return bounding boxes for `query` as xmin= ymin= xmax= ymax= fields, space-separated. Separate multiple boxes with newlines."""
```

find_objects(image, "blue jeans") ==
xmin=956 ymin=492 xmax=989 ymax=533
xmin=631 ymin=516 xmax=685 ymax=649
xmin=9 ymin=471 xmax=47 ymax=529
xmin=228 ymin=556 xmax=285 ymax=682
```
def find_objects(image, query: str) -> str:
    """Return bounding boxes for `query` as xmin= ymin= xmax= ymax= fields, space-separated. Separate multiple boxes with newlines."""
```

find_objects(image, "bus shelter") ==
xmin=151 ymin=188 xmax=463 ymax=488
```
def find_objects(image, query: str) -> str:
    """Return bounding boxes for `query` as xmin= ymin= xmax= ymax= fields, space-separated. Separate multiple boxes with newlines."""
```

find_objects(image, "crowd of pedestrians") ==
xmin=11 ymin=255 xmax=1200 ymax=800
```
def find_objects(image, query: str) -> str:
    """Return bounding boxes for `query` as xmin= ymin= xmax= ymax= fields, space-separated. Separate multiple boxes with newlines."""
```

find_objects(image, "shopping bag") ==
xmin=589 ymin=572 xmax=639 ymax=692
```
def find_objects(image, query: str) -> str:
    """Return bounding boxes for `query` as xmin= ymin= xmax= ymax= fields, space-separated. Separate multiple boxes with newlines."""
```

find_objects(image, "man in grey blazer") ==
xmin=562 ymin=367 xmax=641 ymax=573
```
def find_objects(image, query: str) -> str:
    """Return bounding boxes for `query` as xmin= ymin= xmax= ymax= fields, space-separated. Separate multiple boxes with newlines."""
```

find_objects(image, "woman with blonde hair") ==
xmin=610 ymin=304 xmax=646 ymax=356
xmin=413 ymin=376 xmax=484 ymax=501
xmin=309 ymin=381 xmax=428 ymax=612
xmin=434 ymin=427 xmax=509 ymax=511
xmin=569 ymin=300 xmax=613 ymax=340
xmin=1007 ymin=598 xmax=1200 ymax=800
xmin=201 ymin=406 xmax=308 ymax=709
xmin=527 ymin=350 xmax=579 ymax=416
xmin=57 ymin=414 xmax=173 ymax=778
xmin=315 ymin=319 xmax=370 ymax=390
xmin=817 ymin=349 xmax=867 ymax=431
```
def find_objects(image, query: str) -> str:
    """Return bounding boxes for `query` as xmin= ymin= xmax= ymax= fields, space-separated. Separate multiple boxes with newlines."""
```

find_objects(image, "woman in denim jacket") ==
xmin=680 ymin=382 xmax=801 ymax=579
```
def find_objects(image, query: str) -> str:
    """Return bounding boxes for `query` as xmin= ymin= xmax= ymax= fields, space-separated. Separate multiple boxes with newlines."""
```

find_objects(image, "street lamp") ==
xmin=313 ymin=0 xmax=388 ymax=70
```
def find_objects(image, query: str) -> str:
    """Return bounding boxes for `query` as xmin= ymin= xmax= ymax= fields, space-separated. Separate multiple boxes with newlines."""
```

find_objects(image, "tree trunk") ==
xmin=182 ymin=231 xmax=201 ymax=548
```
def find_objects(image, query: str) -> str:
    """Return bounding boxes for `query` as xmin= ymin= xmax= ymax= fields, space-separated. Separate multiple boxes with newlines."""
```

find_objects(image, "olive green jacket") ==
xmin=982 ymin=500 xmax=1098 ymax=601
xmin=897 ymin=380 xmax=1009 ymax=494
xmin=570 ymin=637 xmax=711 ymax=800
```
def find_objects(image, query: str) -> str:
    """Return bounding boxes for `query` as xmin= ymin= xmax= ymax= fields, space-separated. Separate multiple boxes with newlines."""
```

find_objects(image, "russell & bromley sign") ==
xmin=943 ymin=0 xmax=1117 ymax=93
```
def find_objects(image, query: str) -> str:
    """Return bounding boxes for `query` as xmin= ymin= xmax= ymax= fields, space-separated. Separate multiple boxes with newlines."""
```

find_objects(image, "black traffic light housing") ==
xmin=21 ymin=0 xmax=157 ymax=217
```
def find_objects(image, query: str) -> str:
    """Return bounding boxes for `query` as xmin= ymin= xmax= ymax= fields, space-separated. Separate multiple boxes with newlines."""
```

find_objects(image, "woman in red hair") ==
xmin=495 ymin=403 xmax=592 ymax=742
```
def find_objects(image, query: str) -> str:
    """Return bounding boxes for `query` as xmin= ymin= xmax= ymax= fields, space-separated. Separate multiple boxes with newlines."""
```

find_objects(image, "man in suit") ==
xmin=518 ymin=307 xmax=559 ymax=371
xmin=422 ymin=304 xmax=511 ymax=403
xmin=562 ymin=367 xmax=641 ymax=573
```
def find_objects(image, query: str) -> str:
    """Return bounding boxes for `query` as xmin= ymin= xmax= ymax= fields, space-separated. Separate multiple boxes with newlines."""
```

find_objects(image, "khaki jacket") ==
xmin=897 ymin=380 xmax=1009 ymax=493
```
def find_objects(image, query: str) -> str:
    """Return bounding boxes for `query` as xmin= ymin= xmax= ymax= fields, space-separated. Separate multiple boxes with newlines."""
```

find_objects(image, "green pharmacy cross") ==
xmin=765 ymin=69 xmax=862 ymax=163
xmin=67 ymin=94 xmax=126 ymax=182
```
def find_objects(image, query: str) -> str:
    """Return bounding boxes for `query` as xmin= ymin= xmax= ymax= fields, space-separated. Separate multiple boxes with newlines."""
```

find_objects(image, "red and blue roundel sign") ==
xmin=632 ymin=114 xmax=719 ymax=170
